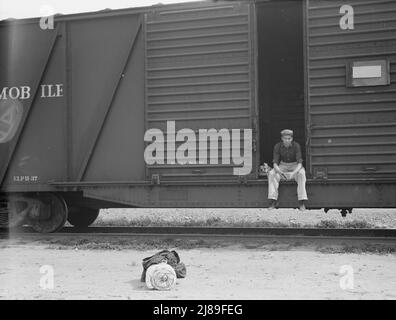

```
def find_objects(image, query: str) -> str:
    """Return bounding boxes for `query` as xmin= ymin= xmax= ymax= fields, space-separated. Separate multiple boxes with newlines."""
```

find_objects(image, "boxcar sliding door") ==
xmin=144 ymin=1 xmax=258 ymax=182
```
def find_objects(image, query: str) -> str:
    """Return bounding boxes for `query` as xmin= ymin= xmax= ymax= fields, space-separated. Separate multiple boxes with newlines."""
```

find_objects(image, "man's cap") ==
xmin=281 ymin=129 xmax=293 ymax=137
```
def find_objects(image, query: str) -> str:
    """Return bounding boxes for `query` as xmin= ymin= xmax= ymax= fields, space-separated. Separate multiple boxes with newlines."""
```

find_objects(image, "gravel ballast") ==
xmin=94 ymin=208 xmax=396 ymax=229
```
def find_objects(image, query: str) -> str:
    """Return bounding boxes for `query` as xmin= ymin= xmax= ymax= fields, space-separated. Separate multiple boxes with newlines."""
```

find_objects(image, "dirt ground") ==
xmin=0 ymin=243 xmax=395 ymax=300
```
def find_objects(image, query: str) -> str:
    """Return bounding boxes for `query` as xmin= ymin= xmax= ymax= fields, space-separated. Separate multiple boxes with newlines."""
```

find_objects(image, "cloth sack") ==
xmin=141 ymin=250 xmax=186 ymax=282
xmin=145 ymin=262 xmax=177 ymax=290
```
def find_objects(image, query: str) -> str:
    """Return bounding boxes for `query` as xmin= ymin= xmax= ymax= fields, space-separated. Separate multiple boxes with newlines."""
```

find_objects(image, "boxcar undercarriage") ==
xmin=1 ymin=178 xmax=395 ymax=232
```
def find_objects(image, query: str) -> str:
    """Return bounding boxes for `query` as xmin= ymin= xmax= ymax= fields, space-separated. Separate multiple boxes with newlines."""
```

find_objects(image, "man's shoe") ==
xmin=298 ymin=200 xmax=306 ymax=211
xmin=268 ymin=199 xmax=276 ymax=210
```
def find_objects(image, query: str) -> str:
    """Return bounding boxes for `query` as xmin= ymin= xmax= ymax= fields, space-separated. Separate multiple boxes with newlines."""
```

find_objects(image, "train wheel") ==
xmin=27 ymin=193 xmax=68 ymax=233
xmin=67 ymin=207 xmax=99 ymax=228
xmin=0 ymin=195 xmax=30 ymax=228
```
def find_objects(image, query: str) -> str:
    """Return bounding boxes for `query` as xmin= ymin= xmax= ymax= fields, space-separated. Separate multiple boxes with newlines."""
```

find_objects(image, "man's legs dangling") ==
xmin=268 ymin=169 xmax=281 ymax=209
xmin=294 ymin=167 xmax=308 ymax=210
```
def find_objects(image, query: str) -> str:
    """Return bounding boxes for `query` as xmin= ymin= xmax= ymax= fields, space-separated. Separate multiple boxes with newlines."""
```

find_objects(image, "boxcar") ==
xmin=0 ymin=0 xmax=395 ymax=232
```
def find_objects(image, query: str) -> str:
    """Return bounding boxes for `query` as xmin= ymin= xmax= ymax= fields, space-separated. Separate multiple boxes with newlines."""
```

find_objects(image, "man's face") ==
xmin=281 ymin=135 xmax=293 ymax=147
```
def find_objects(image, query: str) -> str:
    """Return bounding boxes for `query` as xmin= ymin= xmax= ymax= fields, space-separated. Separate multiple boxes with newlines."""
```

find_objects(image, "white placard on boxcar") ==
xmin=352 ymin=65 xmax=382 ymax=78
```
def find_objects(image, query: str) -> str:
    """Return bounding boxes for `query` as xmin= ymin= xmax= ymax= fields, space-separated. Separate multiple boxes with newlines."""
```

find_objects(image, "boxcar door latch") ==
xmin=151 ymin=174 xmax=161 ymax=185
xmin=313 ymin=167 xmax=328 ymax=180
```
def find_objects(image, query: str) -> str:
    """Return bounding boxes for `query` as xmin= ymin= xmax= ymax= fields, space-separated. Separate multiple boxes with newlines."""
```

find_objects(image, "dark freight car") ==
xmin=0 ymin=0 xmax=395 ymax=232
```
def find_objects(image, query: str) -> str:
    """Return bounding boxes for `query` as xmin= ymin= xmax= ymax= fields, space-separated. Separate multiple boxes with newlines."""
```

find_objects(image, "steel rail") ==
xmin=1 ymin=226 xmax=396 ymax=239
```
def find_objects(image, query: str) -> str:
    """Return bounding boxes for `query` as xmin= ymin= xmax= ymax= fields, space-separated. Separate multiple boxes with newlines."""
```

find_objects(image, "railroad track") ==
xmin=1 ymin=226 xmax=396 ymax=246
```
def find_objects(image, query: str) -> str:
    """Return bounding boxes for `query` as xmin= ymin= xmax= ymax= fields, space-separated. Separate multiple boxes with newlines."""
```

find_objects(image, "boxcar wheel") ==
xmin=67 ymin=207 xmax=99 ymax=228
xmin=0 ymin=195 xmax=29 ymax=229
xmin=27 ymin=193 xmax=68 ymax=233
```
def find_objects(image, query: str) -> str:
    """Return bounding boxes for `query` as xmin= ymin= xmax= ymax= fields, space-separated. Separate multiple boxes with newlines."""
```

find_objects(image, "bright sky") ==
xmin=0 ymin=0 xmax=200 ymax=20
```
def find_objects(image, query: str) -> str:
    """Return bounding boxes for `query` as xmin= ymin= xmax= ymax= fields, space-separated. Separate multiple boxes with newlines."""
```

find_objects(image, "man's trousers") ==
xmin=267 ymin=161 xmax=308 ymax=201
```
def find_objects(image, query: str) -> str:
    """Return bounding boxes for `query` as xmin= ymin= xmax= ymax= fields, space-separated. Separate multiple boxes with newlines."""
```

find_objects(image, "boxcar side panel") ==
xmin=0 ymin=23 xmax=67 ymax=190
xmin=68 ymin=15 xmax=146 ymax=182
xmin=305 ymin=0 xmax=396 ymax=179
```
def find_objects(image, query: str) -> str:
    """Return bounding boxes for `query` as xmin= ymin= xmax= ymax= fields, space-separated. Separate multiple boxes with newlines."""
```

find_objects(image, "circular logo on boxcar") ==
xmin=0 ymin=99 xmax=23 ymax=143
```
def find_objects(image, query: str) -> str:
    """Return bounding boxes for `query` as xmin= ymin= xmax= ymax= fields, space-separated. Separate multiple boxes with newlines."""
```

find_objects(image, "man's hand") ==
xmin=281 ymin=172 xmax=289 ymax=180
xmin=273 ymin=163 xmax=288 ymax=180
xmin=277 ymin=170 xmax=288 ymax=180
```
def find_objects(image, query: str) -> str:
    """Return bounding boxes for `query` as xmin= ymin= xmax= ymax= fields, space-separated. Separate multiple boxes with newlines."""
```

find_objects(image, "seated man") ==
xmin=268 ymin=129 xmax=308 ymax=211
